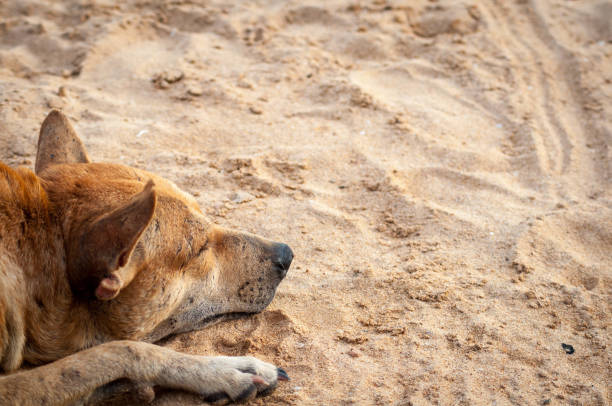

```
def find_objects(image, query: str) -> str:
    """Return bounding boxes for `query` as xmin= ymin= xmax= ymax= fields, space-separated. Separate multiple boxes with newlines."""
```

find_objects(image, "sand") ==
xmin=0 ymin=0 xmax=610 ymax=404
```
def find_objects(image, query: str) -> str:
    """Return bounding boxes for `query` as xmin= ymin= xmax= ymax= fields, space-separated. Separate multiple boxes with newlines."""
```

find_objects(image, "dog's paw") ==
xmin=198 ymin=356 xmax=289 ymax=405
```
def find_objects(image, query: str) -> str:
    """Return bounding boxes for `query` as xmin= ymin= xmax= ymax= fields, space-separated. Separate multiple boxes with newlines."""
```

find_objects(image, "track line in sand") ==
xmin=485 ymin=0 xmax=601 ymax=201
xmin=482 ymin=0 xmax=564 ymax=179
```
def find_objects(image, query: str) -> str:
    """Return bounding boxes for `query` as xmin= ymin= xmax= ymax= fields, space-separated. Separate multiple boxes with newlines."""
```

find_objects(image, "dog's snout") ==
xmin=272 ymin=243 xmax=293 ymax=279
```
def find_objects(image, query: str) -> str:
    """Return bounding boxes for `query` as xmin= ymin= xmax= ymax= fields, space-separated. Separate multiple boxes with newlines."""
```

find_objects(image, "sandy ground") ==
xmin=1 ymin=0 xmax=611 ymax=404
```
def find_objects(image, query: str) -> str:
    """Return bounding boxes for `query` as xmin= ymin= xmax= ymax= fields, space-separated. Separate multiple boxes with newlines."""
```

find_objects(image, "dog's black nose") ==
xmin=273 ymin=243 xmax=293 ymax=279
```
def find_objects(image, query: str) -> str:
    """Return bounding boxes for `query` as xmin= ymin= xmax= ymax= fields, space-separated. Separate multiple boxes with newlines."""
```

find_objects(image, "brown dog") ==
xmin=0 ymin=110 xmax=293 ymax=405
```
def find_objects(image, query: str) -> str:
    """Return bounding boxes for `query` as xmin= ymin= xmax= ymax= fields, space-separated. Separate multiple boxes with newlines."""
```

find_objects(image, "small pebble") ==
xmin=561 ymin=343 xmax=574 ymax=355
xmin=187 ymin=87 xmax=204 ymax=96
xmin=249 ymin=106 xmax=263 ymax=115
xmin=229 ymin=191 xmax=255 ymax=204
xmin=152 ymin=70 xmax=184 ymax=89
xmin=164 ymin=69 xmax=184 ymax=83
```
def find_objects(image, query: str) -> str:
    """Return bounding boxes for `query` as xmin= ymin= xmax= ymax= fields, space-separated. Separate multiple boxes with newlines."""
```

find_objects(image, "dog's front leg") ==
xmin=0 ymin=341 xmax=286 ymax=405
xmin=154 ymin=354 xmax=289 ymax=404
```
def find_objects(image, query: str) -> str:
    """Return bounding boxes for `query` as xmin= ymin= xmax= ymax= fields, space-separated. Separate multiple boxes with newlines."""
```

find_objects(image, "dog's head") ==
xmin=36 ymin=110 xmax=292 ymax=341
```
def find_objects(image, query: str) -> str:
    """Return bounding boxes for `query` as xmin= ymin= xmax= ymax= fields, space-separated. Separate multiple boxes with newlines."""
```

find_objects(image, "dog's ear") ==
xmin=35 ymin=110 xmax=90 ymax=174
xmin=68 ymin=181 xmax=156 ymax=301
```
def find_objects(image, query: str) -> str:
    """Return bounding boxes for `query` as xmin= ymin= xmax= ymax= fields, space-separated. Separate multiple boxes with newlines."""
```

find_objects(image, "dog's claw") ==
xmin=252 ymin=375 xmax=268 ymax=386
xmin=277 ymin=368 xmax=290 ymax=381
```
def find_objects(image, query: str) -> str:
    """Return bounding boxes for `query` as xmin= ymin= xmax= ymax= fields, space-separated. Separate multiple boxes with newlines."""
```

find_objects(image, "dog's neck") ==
xmin=0 ymin=163 xmax=92 ymax=370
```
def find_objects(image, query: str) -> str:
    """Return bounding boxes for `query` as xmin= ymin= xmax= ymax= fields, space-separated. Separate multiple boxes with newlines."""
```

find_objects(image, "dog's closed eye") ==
xmin=179 ymin=240 xmax=208 ymax=270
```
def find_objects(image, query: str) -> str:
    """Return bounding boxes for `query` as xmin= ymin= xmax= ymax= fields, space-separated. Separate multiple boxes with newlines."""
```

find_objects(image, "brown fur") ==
xmin=0 ymin=110 xmax=293 ymax=405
